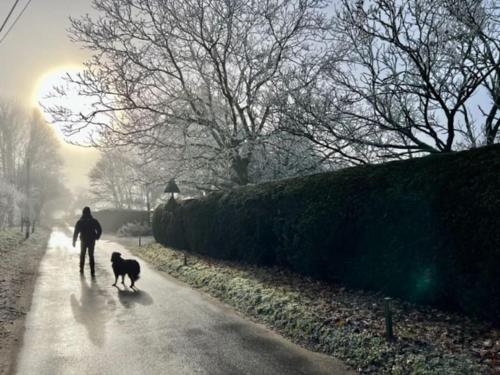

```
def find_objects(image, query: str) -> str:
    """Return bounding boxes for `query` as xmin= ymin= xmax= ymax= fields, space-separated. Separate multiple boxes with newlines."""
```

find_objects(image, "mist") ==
xmin=1 ymin=1 xmax=499 ymax=374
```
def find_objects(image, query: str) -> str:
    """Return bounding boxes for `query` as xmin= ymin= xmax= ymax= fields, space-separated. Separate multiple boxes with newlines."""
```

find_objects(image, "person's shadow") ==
xmin=114 ymin=285 xmax=154 ymax=309
xmin=70 ymin=275 xmax=116 ymax=347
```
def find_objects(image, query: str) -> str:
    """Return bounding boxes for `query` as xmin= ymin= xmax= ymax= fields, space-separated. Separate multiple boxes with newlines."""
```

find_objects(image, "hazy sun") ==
xmin=33 ymin=66 xmax=94 ymax=144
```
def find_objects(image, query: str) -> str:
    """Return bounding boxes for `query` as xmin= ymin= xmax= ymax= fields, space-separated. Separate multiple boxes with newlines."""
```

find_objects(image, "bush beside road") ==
xmin=152 ymin=144 xmax=500 ymax=323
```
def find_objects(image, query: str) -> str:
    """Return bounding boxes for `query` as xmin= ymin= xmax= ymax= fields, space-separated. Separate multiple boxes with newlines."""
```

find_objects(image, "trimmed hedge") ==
xmin=93 ymin=209 xmax=149 ymax=233
xmin=152 ymin=145 xmax=500 ymax=322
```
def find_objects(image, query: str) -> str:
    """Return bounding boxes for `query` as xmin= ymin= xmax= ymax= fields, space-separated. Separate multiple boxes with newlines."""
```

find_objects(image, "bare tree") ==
xmin=0 ymin=101 xmax=24 ymax=222
xmin=24 ymin=110 xmax=65 ymax=223
xmin=47 ymin=0 xmax=327 ymax=188
xmin=250 ymin=132 xmax=326 ymax=181
xmin=0 ymin=100 xmax=65 ymax=228
xmin=89 ymin=148 xmax=165 ymax=210
xmin=89 ymin=151 xmax=135 ymax=209
xmin=445 ymin=0 xmax=500 ymax=145
xmin=286 ymin=0 xmax=499 ymax=160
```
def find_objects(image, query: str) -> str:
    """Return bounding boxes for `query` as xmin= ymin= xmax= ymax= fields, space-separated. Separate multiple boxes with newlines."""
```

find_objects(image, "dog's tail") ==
xmin=132 ymin=262 xmax=141 ymax=281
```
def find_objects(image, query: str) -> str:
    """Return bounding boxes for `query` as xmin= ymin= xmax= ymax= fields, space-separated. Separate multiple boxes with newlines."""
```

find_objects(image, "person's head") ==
xmin=82 ymin=206 xmax=92 ymax=217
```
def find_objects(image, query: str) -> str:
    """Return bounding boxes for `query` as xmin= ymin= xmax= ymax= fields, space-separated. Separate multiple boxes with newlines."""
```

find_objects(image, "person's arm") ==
xmin=72 ymin=221 xmax=80 ymax=247
xmin=95 ymin=220 xmax=102 ymax=240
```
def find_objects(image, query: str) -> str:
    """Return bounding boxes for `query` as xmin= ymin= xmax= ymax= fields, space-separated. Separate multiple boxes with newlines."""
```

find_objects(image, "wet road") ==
xmin=15 ymin=229 xmax=352 ymax=375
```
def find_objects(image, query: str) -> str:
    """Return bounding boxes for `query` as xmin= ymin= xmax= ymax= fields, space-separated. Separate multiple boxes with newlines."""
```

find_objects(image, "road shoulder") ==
xmin=0 ymin=229 xmax=50 ymax=375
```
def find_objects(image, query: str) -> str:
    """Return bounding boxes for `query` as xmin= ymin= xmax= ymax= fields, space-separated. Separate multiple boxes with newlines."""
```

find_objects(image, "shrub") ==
xmin=152 ymin=144 xmax=500 ymax=322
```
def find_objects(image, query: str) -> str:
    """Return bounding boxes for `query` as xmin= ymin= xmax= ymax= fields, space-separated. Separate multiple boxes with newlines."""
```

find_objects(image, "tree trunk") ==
xmin=7 ymin=197 xmax=14 ymax=227
xmin=231 ymin=155 xmax=250 ymax=186
xmin=25 ymin=220 xmax=30 ymax=240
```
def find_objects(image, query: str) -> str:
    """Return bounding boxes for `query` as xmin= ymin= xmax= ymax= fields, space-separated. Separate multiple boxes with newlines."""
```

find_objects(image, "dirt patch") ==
xmin=0 ymin=229 xmax=50 ymax=375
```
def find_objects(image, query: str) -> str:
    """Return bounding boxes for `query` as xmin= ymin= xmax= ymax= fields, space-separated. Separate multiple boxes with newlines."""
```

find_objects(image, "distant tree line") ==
xmin=0 ymin=100 xmax=66 ymax=229
xmin=46 ymin=0 xmax=500 ymax=194
xmin=88 ymin=149 xmax=164 ymax=210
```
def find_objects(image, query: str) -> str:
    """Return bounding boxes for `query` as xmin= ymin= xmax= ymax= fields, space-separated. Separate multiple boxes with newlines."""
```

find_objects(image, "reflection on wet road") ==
xmin=15 ymin=228 xmax=352 ymax=375
xmin=70 ymin=276 xmax=115 ymax=347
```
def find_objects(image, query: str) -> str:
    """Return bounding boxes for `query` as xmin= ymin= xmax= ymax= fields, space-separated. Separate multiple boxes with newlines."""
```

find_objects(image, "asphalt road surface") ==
xmin=15 ymin=228 xmax=352 ymax=375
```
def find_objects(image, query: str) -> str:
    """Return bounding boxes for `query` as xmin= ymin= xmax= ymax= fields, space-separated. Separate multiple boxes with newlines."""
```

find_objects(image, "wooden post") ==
xmin=146 ymin=186 xmax=151 ymax=226
xmin=25 ymin=220 xmax=30 ymax=240
xmin=183 ymin=253 xmax=187 ymax=266
xmin=139 ymin=235 xmax=142 ymax=247
xmin=384 ymin=297 xmax=394 ymax=341
xmin=24 ymin=159 xmax=30 ymax=240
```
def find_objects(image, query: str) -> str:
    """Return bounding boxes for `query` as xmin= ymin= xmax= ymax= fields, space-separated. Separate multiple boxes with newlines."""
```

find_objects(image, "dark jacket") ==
xmin=73 ymin=214 xmax=102 ymax=244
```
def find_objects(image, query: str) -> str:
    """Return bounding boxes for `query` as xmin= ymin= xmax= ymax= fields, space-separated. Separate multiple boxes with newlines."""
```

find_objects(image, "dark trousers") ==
xmin=80 ymin=241 xmax=95 ymax=273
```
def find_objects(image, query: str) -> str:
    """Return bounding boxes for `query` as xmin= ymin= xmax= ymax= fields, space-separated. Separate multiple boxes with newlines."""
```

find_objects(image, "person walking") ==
xmin=73 ymin=207 xmax=102 ymax=277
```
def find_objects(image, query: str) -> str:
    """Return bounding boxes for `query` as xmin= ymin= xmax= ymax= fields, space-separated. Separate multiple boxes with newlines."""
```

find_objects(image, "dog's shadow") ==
xmin=114 ymin=286 xmax=154 ymax=308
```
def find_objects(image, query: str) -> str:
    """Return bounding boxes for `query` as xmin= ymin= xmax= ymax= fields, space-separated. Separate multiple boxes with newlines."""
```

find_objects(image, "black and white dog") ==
xmin=111 ymin=252 xmax=141 ymax=288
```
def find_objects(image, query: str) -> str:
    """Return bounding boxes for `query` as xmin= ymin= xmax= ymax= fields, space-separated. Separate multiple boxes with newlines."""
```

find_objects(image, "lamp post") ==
xmin=164 ymin=179 xmax=180 ymax=209
xmin=164 ymin=178 xmax=187 ymax=265
xmin=164 ymin=179 xmax=180 ymax=199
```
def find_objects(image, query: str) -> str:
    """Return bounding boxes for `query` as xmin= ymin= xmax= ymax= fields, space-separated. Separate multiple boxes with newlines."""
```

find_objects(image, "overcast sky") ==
xmin=0 ymin=0 xmax=99 ymax=193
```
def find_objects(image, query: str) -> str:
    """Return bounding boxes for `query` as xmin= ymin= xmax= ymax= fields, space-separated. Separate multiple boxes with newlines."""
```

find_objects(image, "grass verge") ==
xmin=0 ymin=228 xmax=51 ymax=375
xmin=130 ymin=242 xmax=499 ymax=374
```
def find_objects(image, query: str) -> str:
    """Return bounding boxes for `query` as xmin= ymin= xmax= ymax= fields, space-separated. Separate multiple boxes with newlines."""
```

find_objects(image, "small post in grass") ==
xmin=183 ymin=253 xmax=187 ymax=266
xmin=25 ymin=220 xmax=30 ymax=240
xmin=138 ymin=235 xmax=142 ymax=247
xmin=384 ymin=297 xmax=394 ymax=341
